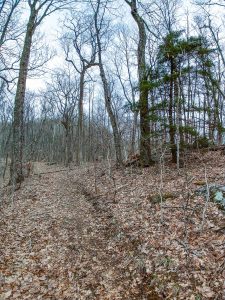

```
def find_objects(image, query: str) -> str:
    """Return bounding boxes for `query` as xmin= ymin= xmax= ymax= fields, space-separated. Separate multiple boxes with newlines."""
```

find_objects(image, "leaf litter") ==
xmin=0 ymin=151 xmax=224 ymax=299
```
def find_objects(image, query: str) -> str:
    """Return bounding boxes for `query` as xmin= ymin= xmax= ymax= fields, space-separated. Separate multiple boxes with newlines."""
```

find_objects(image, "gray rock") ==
xmin=214 ymin=191 xmax=223 ymax=202
xmin=195 ymin=184 xmax=225 ymax=210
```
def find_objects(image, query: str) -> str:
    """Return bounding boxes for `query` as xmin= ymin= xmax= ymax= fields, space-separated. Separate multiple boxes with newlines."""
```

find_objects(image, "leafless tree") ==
xmin=45 ymin=68 xmax=79 ymax=166
xmin=113 ymin=26 xmax=139 ymax=155
xmin=61 ymin=12 xmax=99 ymax=163
xmin=92 ymin=0 xmax=123 ymax=165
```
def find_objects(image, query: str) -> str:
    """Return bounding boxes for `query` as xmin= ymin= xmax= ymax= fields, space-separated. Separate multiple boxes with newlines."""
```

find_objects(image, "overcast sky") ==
xmin=26 ymin=0 xmax=224 ymax=91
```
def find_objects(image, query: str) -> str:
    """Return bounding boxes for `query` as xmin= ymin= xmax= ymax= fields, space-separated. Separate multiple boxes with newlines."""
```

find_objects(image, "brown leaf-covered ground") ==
xmin=0 ymin=151 xmax=225 ymax=299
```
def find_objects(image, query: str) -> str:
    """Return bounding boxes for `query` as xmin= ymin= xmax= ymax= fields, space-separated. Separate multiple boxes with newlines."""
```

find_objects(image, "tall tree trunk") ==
xmin=65 ymin=126 xmax=72 ymax=167
xmin=130 ymin=110 xmax=138 ymax=154
xmin=77 ymin=69 xmax=85 ymax=164
xmin=140 ymin=83 xmax=152 ymax=165
xmin=98 ymin=60 xmax=123 ymax=165
xmin=125 ymin=0 xmax=153 ymax=166
xmin=169 ymin=58 xmax=176 ymax=163
xmin=10 ymin=9 xmax=36 ymax=185
xmin=94 ymin=0 xmax=123 ymax=165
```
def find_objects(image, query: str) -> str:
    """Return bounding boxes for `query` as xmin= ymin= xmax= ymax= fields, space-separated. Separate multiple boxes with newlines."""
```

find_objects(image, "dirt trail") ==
xmin=0 ymin=167 xmax=147 ymax=300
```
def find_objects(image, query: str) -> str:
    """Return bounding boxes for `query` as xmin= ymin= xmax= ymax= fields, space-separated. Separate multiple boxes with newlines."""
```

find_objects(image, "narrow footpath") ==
xmin=0 ymin=165 xmax=153 ymax=300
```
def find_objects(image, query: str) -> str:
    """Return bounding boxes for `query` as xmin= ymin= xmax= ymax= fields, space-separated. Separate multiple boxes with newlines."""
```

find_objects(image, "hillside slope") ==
xmin=0 ymin=151 xmax=224 ymax=299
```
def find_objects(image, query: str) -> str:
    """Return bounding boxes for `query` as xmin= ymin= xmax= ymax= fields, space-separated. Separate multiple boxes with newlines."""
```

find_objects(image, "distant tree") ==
xmin=151 ymin=30 xmax=216 ymax=161
xmin=195 ymin=14 xmax=225 ymax=144
xmin=113 ymin=27 xmax=139 ymax=156
xmin=62 ymin=12 xmax=99 ymax=163
xmin=45 ymin=68 xmax=79 ymax=166
xmin=158 ymin=31 xmax=198 ymax=161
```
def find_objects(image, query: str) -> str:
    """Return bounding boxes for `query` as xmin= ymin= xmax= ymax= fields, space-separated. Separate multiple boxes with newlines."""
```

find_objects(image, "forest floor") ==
xmin=0 ymin=151 xmax=225 ymax=299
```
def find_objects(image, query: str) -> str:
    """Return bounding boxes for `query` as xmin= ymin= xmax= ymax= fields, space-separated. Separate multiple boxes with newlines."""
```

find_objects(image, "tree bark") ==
xmin=125 ymin=0 xmax=153 ymax=166
xmin=11 ymin=7 xmax=36 ymax=184
xmin=130 ymin=110 xmax=138 ymax=155
xmin=94 ymin=0 xmax=123 ymax=166
xmin=65 ymin=126 xmax=72 ymax=167
xmin=98 ymin=58 xmax=123 ymax=165
xmin=77 ymin=68 xmax=85 ymax=163
xmin=169 ymin=58 xmax=176 ymax=163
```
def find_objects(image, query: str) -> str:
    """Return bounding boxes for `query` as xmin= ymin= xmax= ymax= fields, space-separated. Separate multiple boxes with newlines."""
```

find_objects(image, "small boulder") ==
xmin=195 ymin=184 xmax=225 ymax=210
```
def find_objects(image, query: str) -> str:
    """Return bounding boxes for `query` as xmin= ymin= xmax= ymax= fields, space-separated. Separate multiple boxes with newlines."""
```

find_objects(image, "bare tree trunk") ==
xmin=130 ymin=110 xmax=138 ymax=154
xmin=140 ymin=85 xmax=152 ymax=165
xmin=125 ymin=0 xmax=153 ymax=166
xmin=65 ymin=126 xmax=72 ymax=167
xmin=169 ymin=59 xmax=176 ymax=163
xmin=94 ymin=0 xmax=123 ymax=166
xmin=77 ymin=69 xmax=85 ymax=163
xmin=11 ymin=9 xmax=36 ymax=184
xmin=98 ymin=62 xmax=123 ymax=165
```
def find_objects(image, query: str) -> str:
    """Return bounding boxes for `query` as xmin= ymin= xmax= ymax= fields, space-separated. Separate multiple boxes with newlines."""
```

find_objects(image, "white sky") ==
xmin=26 ymin=0 xmax=224 ymax=91
xmin=26 ymin=11 xmax=63 ymax=90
